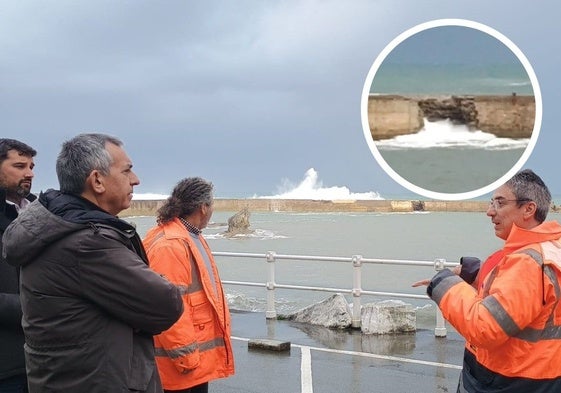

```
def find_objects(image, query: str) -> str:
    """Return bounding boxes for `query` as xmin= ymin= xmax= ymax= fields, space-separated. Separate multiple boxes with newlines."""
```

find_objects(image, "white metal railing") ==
xmin=212 ymin=251 xmax=458 ymax=337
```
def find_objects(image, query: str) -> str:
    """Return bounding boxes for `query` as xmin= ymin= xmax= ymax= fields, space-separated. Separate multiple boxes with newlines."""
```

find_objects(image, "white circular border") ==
xmin=360 ymin=18 xmax=542 ymax=201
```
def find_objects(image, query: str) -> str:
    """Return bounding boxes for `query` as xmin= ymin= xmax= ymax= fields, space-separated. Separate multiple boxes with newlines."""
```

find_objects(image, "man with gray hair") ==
xmin=2 ymin=133 xmax=184 ymax=393
xmin=423 ymin=169 xmax=561 ymax=392
xmin=0 ymin=138 xmax=36 ymax=393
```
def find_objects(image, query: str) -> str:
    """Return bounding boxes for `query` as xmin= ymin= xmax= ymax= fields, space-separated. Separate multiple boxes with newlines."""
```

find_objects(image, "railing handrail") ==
xmin=213 ymin=251 xmax=458 ymax=268
xmin=221 ymin=280 xmax=429 ymax=300
xmin=213 ymin=250 xmax=456 ymax=336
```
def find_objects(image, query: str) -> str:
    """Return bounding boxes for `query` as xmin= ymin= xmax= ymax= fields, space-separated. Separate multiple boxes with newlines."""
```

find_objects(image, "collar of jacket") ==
xmin=39 ymin=189 xmax=134 ymax=232
xmin=159 ymin=217 xmax=199 ymax=240
xmin=1 ymin=188 xmax=37 ymax=230
xmin=504 ymin=221 xmax=561 ymax=254
xmin=1 ymin=187 xmax=37 ymax=209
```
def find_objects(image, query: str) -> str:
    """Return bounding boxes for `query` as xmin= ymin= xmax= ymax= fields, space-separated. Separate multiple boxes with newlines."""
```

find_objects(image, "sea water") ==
xmin=377 ymin=144 xmax=527 ymax=194
xmin=370 ymin=63 xmax=532 ymax=96
xmin=368 ymin=60 xmax=534 ymax=194
xmin=130 ymin=209 xmax=553 ymax=329
xmin=374 ymin=119 xmax=530 ymax=194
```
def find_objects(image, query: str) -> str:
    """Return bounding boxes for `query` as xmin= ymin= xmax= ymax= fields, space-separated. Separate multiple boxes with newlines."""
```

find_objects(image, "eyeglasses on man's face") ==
xmin=489 ymin=197 xmax=532 ymax=210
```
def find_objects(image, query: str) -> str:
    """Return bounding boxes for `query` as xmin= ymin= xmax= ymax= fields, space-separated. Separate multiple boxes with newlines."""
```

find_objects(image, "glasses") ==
xmin=489 ymin=198 xmax=532 ymax=210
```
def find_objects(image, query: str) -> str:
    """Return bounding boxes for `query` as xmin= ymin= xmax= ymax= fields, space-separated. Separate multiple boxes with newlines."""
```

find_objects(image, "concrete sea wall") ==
xmin=120 ymin=199 xmax=492 ymax=217
xmin=368 ymin=94 xmax=535 ymax=140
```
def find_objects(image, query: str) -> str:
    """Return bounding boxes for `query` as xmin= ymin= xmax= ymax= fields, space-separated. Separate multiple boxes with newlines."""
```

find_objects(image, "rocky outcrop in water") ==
xmin=225 ymin=207 xmax=254 ymax=236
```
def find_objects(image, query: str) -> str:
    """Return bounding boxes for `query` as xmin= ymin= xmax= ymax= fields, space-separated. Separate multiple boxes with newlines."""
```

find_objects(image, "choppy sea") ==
xmin=129 ymin=209 xmax=561 ymax=329
xmin=370 ymin=63 xmax=533 ymax=96
xmin=368 ymin=61 xmax=534 ymax=195
xmin=375 ymin=123 xmax=528 ymax=194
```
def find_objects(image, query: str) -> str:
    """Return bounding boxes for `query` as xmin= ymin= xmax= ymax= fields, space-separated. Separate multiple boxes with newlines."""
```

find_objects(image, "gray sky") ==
xmin=384 ymin=25 xmax=524 ymax=66
xmin=2 ymin=1 xmax=560 ymax=199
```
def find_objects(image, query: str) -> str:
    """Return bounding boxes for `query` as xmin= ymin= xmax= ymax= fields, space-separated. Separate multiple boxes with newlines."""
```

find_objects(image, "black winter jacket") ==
xmin=0 ymin=189 xmax=36 ymax=381
xmin=2 ymin=190 xmax=183 ymax=393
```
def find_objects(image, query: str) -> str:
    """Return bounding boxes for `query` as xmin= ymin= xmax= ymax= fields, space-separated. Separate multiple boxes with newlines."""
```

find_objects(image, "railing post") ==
xmin=433 ymin=258 xmax=447 ymax=337
xmin=266 ymin=251 xmax=277 ymax=319
xmin=351 ymin=255 xmax=362 ymax=329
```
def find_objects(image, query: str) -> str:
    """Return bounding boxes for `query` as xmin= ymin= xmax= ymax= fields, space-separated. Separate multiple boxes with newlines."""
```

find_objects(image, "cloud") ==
xmin=2 ymin=0 xmax=560 ymax=197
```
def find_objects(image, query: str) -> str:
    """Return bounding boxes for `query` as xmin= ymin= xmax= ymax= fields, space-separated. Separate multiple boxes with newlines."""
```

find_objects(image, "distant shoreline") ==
xmin=121 ymin=198 xmax=497 ymax=216
xmin=121 ymin=199 xmax=561 ymax=217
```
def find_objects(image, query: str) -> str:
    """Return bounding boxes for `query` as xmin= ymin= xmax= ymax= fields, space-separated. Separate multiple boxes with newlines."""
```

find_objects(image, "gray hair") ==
xmin=157 ymin=177 xmax=214 ymax=223
xmin=56 ymin=133 xmax=123 ymax=194
xmin=505 ymin=169 xmax=551 ymax=223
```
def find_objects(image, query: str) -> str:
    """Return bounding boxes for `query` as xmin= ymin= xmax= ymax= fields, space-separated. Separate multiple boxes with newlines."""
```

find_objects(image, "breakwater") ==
xmin=368 ymin=94 xmax=535 ymax=140
xmin=121 ymin=199 xmax=492 ymax=217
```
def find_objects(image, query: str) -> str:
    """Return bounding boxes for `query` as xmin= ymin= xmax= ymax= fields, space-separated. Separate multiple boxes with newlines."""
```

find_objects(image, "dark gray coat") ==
xmin=2 ymin=190 xmax=183 ymax=393
xmin=0 ymin=189 xmax=35 ymax=381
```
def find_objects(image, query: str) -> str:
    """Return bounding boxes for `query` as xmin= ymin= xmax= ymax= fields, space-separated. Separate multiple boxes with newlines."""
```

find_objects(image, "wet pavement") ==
xmin=211 ymin=311 xmax=464 ymax=393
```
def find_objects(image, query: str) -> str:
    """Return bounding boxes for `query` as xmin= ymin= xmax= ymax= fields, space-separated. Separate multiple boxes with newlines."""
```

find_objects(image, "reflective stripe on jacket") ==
xmin=143 ymin=218 xmax=234 ymax=390
xmin=431 ymin=221 xmax=561 ymax=391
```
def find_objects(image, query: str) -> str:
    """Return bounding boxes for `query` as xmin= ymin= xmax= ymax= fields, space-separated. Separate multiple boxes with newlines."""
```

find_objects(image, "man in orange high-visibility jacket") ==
xmin=426 ymin=169 xmax=561 ymax=392
xmin=143 ymin=177 xmax=234 ymax=393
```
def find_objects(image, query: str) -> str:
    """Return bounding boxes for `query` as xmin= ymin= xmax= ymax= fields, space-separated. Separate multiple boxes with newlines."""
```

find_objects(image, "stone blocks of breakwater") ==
xmin=361 ymin=300 xmax=416 ymax=335
xmin=280 ymin=294 xmax=416 ymax=334
xmin=284 ymin=293 xmax=352 ymax=330
xmin=368 ymin=94 xmax=535 ymax=140
xmin=120 ymin=199 xmax=491 ymax=217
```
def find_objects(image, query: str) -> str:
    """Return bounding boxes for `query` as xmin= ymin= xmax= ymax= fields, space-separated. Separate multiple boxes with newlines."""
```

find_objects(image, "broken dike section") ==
xmin=367 ymin=94 xmax=535 ymax=140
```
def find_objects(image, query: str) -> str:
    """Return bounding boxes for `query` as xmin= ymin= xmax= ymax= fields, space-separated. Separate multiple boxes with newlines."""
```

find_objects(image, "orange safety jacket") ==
xmin=429 ymin=221 xmax=561 ymax=392
xmin=473 ymin=250 xmax=504 ymax=291
xmin=143 ymin=218 xmax=234 ymax=390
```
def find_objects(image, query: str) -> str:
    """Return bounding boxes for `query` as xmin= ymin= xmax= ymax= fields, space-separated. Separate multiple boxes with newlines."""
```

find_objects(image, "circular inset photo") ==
xmin=361 ymin=19 xmax=541 ymax=200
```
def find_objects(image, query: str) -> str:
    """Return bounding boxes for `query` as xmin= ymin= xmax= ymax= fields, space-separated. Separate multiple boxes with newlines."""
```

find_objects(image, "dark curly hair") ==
xmin=157 ymin=177 xmax=214 ymax=224
xmin=0 ymin=138 xmax=36 ymax=164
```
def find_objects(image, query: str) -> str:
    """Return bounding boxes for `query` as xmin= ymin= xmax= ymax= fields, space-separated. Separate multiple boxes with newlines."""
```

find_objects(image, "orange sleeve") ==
xmin=147 ymin=240 xmax=201 ymax=372
xmin=438 ymin=253 xmax=547 ymax=349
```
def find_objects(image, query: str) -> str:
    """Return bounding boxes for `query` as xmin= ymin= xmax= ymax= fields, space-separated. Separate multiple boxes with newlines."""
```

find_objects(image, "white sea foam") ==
xmin=205 ymin=229 xmax=289 ymax=240
xmin=255 ymin=168 xmax=383 ymax=200
xmin=375 ymin=118 xmax=529 ymax=150
xmin=132 ymin=192 xmax=169 ymax=200
xmin=132 ymin=169 xmax=383 ymax=201
xmin=226 ymin=291 xmax=296 ymax=313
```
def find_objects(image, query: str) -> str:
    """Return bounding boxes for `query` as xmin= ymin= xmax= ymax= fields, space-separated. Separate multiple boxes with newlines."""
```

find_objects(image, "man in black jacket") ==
xmin=0 ymin=138 xmax=36 ymax=393
xmin=2 ymin=134 xmax=183 ymax=393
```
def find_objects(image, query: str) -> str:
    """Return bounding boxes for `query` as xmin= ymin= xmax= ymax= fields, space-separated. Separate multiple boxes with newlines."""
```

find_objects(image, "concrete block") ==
xmin=248 ymin=338 xmax=291 ymax=352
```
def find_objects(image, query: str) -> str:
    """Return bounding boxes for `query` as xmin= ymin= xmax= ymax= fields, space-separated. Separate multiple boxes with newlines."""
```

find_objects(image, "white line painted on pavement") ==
xmin=233 ymin=336 xmax=462 ymax=370
xmin=294 ymin=344 xmax=463 ymax=370
xmin=301 ymin=346 xmax=313 ymax=393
